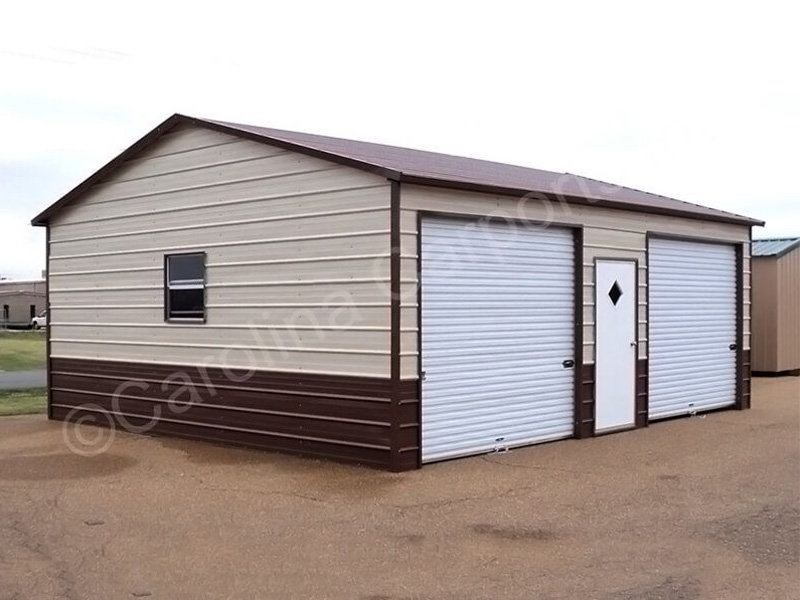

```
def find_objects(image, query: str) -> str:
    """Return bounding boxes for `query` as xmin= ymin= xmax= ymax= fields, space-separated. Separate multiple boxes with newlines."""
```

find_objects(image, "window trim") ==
xmin=164 ymin=252 xmax=207 ymax=323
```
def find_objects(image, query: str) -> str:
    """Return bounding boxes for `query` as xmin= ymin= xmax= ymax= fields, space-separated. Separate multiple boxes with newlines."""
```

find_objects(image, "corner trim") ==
xmin=389 ymin=180 xmax=403 ymax=471
xmin=46 ymin=226 xmax=53 ymax=419
xmin=416 ymin=210 xmax=424 ymax=469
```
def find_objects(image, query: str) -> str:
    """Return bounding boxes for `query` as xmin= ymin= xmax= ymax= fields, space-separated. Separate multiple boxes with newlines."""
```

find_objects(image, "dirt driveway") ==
xmin=1 ymin=377 xmax=797 ymax=600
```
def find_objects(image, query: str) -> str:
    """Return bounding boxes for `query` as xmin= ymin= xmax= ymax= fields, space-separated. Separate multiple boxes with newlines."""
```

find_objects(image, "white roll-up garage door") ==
xmin=649 ymin=238 xmax=737 ymax=419
xmin=420 ymin=217 xmax=575 ymax=463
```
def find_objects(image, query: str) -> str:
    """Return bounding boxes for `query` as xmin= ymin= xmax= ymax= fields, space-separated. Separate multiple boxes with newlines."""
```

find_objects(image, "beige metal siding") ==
xmin=777 ymin=249 xmax=800 ymax=371
xmin=402 ymin=184 xmax=751 ymax=373
xmin=751 ymin=248 xmax=800 ymax=373
xmin=48 ymin=126 xmax=393 ymax=377
xmin=751 ymin=257 xmax=778 ymax=371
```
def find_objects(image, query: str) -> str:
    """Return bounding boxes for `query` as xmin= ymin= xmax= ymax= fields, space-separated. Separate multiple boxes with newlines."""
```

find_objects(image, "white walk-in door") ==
xmin=595 ymin=260 xmax=637 ymax=432
xmin=649 ymin=238 xmax=737 ymax=419
xmin=421 ymin=217 xmax=575 ymax=463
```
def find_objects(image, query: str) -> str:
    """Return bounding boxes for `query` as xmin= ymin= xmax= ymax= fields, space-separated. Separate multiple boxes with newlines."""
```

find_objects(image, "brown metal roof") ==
xmin=31 ymin=113 xmax=764 ymax=226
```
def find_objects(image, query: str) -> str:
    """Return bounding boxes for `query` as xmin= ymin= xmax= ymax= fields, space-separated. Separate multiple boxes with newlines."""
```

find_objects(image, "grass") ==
xmin=0 ymin=330 xmax=46 ymax=371
xmin=0 ymin=388 xmax=47 ymax=416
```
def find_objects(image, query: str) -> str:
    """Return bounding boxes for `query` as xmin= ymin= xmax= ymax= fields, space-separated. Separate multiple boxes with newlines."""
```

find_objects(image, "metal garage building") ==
xmin=31 ymin=114 xmax=762 ymax=470
xmin=751 ymin=238 xmax=800 ymax=375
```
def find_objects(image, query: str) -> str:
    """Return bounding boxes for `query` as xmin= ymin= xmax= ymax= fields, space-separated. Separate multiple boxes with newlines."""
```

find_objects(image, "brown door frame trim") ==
xmin=735 ymin=242 xmax=745 ymax=409
xmin=573 ymin=228 xmax=586 ymax=438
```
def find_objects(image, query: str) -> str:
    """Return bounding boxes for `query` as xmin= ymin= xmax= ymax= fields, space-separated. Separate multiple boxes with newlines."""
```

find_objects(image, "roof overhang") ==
xmin=31 ymin=113 xmax=765 ymax=228
xmin=397 ymin=175 xmax=765 ymax=227
xmin=31 ymin=113 xmax=403 ymax=227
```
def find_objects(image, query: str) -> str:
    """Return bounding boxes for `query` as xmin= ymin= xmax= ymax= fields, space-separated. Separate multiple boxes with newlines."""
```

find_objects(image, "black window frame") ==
xmin=164 ymin=252 xmax=207 ymax=323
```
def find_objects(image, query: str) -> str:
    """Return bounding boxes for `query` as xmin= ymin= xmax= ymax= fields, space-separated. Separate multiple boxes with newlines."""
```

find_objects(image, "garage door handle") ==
xmin=562 ymin=359 xmax=575 ymax=368
xmin=729 ymin=344 xmax=738 ymax=351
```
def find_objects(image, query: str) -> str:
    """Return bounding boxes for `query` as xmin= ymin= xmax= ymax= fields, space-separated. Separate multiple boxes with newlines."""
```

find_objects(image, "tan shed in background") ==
xmin=751 ymin=238 xmax=800 ymax=375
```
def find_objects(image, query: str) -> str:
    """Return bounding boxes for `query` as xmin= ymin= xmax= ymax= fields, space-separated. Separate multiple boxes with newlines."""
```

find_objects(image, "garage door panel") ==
xmin=421 ymin=217 xmax=575 ymax=463
xmin=427 ymin=415 xmax=573 ymax=447
xmin=648 ymin=341 xmax=736 ymax=355
xmin=649 ymin=238 xmax=737 ymax=419
xmin=423 ymin=286 xmax=572 ymax=298
xmin=425 ymin=401 xmax=574 ymax=424
xmin=650 ymin=391 xmax=734 ymax=414
xmin=650 ymin=369 xmax=736 ymax=386
xmin=425 ymin=422 xmax=573 ymax=449
xmin=423 ymin=305 xmax=573 ymax=314
xmin=425 ymin=374 xmax=574 ymax=395
xmin=422 ymin=223 xmax=571 ymax=241
xmin=423 ymin=348 xmax=573 ymax=370
xmin=650 ymin=359 xmax=737 ymax=374
xmin=423 ymin=385 xmax=573 ymax=406
xmin=424 ymin=366 xmax=575 ymax=387
xmin=425 ymin=337 xmax=572 ymax=353
xmin=651 ymin=382 xmax=737 ymax=400
xmin=423 ymin=318 xmax=572 ymax=330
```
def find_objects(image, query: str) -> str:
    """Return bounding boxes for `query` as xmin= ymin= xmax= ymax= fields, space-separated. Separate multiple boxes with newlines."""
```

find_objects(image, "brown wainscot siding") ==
xmin=739 ymin=349 xmax=752 ymax=410
xmin=50 ymin=358 xmax=419 ymax=470
xmin=636 ymin=359 xmax=649 ymax=427
xmin=397 ymin=380 xmax=421 ymax=471
xmin=577 ymin=363 xmax=595 ymax=438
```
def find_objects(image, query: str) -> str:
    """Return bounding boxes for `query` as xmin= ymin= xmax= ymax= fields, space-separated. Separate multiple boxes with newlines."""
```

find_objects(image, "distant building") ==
xmin=751 ymin=238 xmax=800 ymax=375
xmin=0 ymin=277 xmax=46 ymax=328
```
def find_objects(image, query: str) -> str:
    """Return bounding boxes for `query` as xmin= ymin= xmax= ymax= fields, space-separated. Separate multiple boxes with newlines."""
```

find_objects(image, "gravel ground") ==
xmin=0 ymin=376 xmax=797 ymax=600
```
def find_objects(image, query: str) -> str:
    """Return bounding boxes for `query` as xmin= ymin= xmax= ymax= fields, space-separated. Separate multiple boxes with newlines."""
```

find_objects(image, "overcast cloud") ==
xmin=1 ymin=1 xmax=797 ymax=279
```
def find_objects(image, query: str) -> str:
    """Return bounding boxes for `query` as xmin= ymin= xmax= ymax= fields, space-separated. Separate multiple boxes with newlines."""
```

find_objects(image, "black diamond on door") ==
xmin=608 ymin=280 xmax=623 ymax=306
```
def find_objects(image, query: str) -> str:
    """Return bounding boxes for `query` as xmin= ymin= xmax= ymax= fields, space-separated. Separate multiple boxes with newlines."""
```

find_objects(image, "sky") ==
xmin=1 ymin=1 xmax=797 ymax=279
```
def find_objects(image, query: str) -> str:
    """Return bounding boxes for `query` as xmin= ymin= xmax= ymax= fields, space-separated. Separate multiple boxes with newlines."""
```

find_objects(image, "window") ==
xmin=608 ymin=280 xmax=623 ymax=306
xmin=165 ymin=253 xmax=206 ymax=321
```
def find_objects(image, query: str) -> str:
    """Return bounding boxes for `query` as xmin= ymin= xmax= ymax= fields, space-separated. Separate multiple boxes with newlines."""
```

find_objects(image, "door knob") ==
xmin=630 ymin=341 xmax=638 ymax=347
